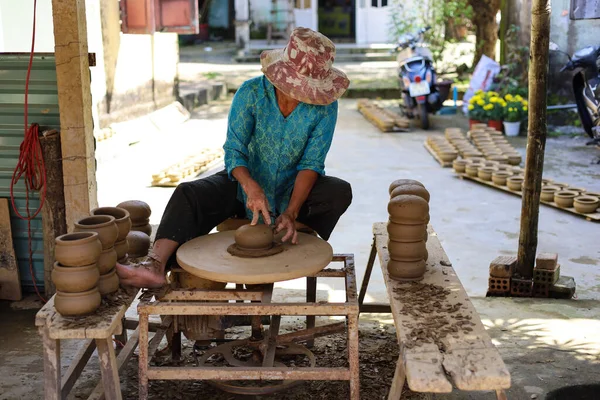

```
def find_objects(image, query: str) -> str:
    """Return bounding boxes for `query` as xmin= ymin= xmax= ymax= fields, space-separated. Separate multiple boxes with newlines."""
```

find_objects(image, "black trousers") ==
xmin=156 ymin=170 xmax=352 ymax=244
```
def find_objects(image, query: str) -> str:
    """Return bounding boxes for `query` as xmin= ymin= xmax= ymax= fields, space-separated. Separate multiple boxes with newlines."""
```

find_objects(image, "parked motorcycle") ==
xmin=395 ymin=26 xmax=447 ymax=130
xmin=552 ymin=42 xmax=600 ymax=144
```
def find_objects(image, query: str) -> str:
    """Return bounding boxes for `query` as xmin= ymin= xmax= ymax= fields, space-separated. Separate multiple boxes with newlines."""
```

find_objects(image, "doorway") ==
xmin=318 ymin=0 xmax=355 ymax=42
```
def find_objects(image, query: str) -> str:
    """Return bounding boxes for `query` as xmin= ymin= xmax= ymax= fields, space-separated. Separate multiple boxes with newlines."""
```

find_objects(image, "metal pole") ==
xmin=516 ymin=0 xmax=551 ymax=278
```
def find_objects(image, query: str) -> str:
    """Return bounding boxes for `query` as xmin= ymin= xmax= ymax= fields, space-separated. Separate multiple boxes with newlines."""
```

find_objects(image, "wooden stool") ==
xmin=35 ymin=290 xmax=138 ymax=400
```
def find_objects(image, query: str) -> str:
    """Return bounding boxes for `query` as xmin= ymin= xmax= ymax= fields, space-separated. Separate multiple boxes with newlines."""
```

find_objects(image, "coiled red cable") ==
xmin=9 ymin=0 xmax=47 ymax=303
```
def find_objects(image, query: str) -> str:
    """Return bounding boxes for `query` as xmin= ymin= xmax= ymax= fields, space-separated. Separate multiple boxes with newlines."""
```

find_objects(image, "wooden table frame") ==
xmin=136 ymin=254 xmax=360 ymax=400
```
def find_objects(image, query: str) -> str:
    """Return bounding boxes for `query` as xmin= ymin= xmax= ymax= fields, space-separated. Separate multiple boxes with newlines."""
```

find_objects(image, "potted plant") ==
xmin=467 ymin=90 xmax=487 ymax=128
xmin=484 ymin=92 xmax=506 ymax=132
xmin=503 ymin=94 xmax=528 ymax=136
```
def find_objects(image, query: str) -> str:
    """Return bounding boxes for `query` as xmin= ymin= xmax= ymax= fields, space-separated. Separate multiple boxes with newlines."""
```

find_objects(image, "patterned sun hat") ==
xmin=260 ymin=27 xmax=350 ymax=105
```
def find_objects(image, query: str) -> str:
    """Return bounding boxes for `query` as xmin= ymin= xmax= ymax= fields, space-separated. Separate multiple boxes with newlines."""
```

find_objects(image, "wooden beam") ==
xmin=146 ymin=367 xmax=351 ymax=381
xmin=517 ymin=0 xmax=551 ymax=278
xmin=51 ymin=0 xmax=98 ymax=229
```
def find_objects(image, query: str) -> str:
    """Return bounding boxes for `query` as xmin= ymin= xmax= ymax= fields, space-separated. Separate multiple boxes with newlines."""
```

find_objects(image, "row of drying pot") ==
xmin=386 ymin=179 xmax=430 ymax=281
xmin=426 ymin=136 xmax=460 ymax=162
xmin=358 ymin=103 xmax=396 ymax=131
xmin=453 ymin=157 xmax=525 ymax=187
xmin=469 ymin=129 xmax=522 ymax=166
xmin=540 ymin=183 xmax=600 ymax=213
xmin=444 ymin=128 xmax=485 ymax=159
xmin=152 ymin=149 xmax=224 ymax=185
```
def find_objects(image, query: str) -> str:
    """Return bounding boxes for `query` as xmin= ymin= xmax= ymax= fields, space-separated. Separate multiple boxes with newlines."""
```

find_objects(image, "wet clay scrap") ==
xmin=227 ymin=224 xmax=283 ymax=258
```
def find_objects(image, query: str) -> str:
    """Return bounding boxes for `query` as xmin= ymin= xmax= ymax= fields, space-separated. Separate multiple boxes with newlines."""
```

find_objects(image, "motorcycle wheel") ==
xmin=574 ymin=83 xmax=594 ymax=138
xmin=418 ymin=103 xmax=429 ymax=130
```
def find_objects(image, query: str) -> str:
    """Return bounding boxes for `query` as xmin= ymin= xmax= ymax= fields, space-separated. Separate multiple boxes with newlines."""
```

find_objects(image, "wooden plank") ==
xmin=373 ymin=223 xmax=511 ymax=392
xmin=40 ymin=327 xmax=61 ymax=400
xmin=423 ymin=142 xmax=452 ymax=168
xmin=358 ymin=238 xmax=377 ymax=307
xmin=95 ymin=338 xmax=122 ymax=400
xmin=62 ymin=339 xmax=96 ymax=398
xmin=146 ymin=367 xmax=351 ymax=381
xmin=0 ymin=198 xmax=22 ymax=301
xmin=262 ymin=315 xmax=281 ymax=367
xmin=159 ymin=289 xmax=263 ymax=301
xmin=456 ymin=173 xmax=600 ymax=222
xmin=139 ymin=302 xmax=358 ymax=316
xmin=388 ymin=356 xmax=406 ymax=400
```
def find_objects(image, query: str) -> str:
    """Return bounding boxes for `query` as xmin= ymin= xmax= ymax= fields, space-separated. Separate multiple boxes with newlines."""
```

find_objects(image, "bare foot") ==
xmin=116 ymin=255 xmax=166 ymax=288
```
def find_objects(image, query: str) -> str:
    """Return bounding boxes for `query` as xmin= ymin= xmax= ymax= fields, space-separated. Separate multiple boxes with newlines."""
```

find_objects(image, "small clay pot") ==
xmin=483 ymin=160 xmax=500 ymax=168
xmin=554 ymin=190 xmax=578 ymax=208
xmin=452 ymin=159 xmax=468 ymax=173
xmin=388 ymin=240 xmax=426 ymax=262
xmin=131 ymin=224 xmax=152 ymax=237
xmin=131 ymin=218 xmax=150 ymax=227
xmin=478 ymin=166 xmax=495 ymax=181
xmin=388 ymin=179 xmax=424 ymax=194
xmin=51 ymin=262 xmax=100 ymax=293
xmin=438 ymin=151 xmax=458 ymax=162
xmin=388 ymin=195 xmax=429 ymax=224
xmin=235 ymin=224 xmax=274 ymax=250
xmin=491 ymin=171 xmax=512 ymax=186
xmin=55 ymin=288 xmax=101 ymax=316
xmin=98 ymin=268 xmax=120 ymax=295
xmin=573 ymin=196 xmax=600 ymax=214
xmin=91 ymin=207 xmax=131 ymax=242
xmin=74 ymin=215 xmax=118 ymax=250
xmin=55 ymin=232 xmax=102 ymax=267
xmin=97 ymin=247 xmax=118 ymax=275
xmin=488 ymin=155 xmax=509 ymax=164
xmin=552 ymin=182 xmax=569 ymax=190
xmin=540 ymin=185 xmax=561 ymax=202
xmin=565 ymin=187 xmax=586 ymax=195
xmin=390 ymin=184 xmax=430 ymax=202
xmin=465 ymin=163 xmax=481 ymax=177
xmin=541 ymin=178 xmax=554 ymax=186
xmin=114 ymin=239 xmax=128 ymax=260
xmin=465 ymin=157 xmax=486 ymax=164
xmin=127 ymin=231 xmax=151 ymax=258
xmin=507 ymin=176 xmax=524 ymax=192
xmin=506 ymin=154 xmax=522 ymax=166
xmin=463 ymin=151 xmax=484 ymax=158
xmin=512 ymin=167 xmax=524 ymax=174
xmin=494 ymin=164 xmax=512 ymax=172
xmin=387 ymin=222 xmax=426 ymax=242
xmin=116 ymin=200 xmax=151 ymax=221
xmin=583 ymin=192 xmax=600 ymax=199
xmin=387 ymin=259 xmax=426 ymax=281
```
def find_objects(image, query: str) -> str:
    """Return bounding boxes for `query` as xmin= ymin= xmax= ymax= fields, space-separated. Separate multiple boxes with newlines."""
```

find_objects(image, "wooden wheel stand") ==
xmin=136 ymin=254 xmax=360 ymax=399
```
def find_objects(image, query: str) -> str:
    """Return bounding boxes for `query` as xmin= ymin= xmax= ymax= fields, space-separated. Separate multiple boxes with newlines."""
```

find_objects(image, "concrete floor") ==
xmin=1 ymin=99 xmax=599 ymax=399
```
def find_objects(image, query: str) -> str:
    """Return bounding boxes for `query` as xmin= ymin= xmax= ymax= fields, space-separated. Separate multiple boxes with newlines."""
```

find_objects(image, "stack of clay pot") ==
xmin=117 ymin=200 xmax=152 ymax=258
xmin=425 ymin=136 xmax=458 ymax=163
xmin=386 ymin=179 xmax=430 ymax=281
xmin=445 ymin=128 xmax=483 ymax=159
xmin=74 ymin=215 xmax=120 ymax=295
xmin=92 ymin=207 xmax=131 ymax=263
xmin=52 ymin=232 xmax=103 ymax=316
xmin=468 ymin=128 xmax=522 ymax=166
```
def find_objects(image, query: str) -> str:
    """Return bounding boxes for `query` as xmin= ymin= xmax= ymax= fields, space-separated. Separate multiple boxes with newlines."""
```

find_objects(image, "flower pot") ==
xmin=554 ymin=190 xmax=578 ymax=208
xmin=574 ymin=196 xmax=600 ymax=214
xmin=387 ymin=259 xmax=426 ymax=281
xmin=127 ymin=231 xmax=151 ymax=258
xmin=387 ymin=222 xmax=427 ymax=243
xmin=507 ymin=176 xmax=524 ymax=191
xmin=114 ymin=239 xmax=128 ymax=260
xmin=97 ymin=247 xmax=118 ymax=275
xmin=116 ymin=200 xmax=151 ymax=221
xmin=388 ymin=195 xmax=429 ymax=224
xmin=98 ymin=268 xmax=120 ymax=295
xmin=74 ymin=215 xmax=118 ymax=250
xmin=503 ymin=121 xmax=521 ymax=137
xmin=54 ymin=232 xmax=102 ymax=267
xmin=388 ymin=240 xmax=426 ymax=262
xmin=478 ymin=166 xmax=496 ymax=181
xmin=487 ymin=120 xmax=503 ymax=132
xmin=51 ymin=262 xmax=100 ymax=293
xmin=91 ymin=207 xmax=131 ymax=241
xmin=541 ymin=185 xmax=561 ymax=202
xmin=452 ymin=159 xmax=469 ymax=173
xmin=491 ymin=171 xmax=512 ymax=186
xmin=55 ymin=288 xmax=101 ymax=316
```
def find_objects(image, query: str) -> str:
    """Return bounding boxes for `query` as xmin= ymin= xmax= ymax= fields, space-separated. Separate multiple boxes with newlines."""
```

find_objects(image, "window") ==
xmin=570 ymin=0 xmax=600 ymax=20
xmin=371 ymin=0 xmax=388 ymax=7
xmin=295 ymin=0 xmax=312 ymax=9
xmin=120 ymin=0 xmax=199 ymax=34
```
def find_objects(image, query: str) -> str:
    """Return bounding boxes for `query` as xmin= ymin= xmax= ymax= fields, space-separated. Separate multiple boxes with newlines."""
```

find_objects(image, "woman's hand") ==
xmin=275 ymin=211 xmax=298 ymax=244
xmin=244 ymin=180 xmax=272 ymax=225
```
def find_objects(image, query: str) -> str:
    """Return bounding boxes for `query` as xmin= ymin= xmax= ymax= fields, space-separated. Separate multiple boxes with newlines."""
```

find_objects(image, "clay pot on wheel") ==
xmin=554 ymin=190 xmax=578 ymax=208
xmin=389 ymin=179 xmax=424 ymax=195
xmin=387 ymin=223 xmax=426 ymax=242
xmin=97 ymin=247 xmax=118 ymax=275
xmin=388 ymin=240 xmax=426 ymax=262
xmin=54 ymin=232 xmax=102 ymax=267
xmin=127 ymin=231 xmax=151 ymax=258
xmin=114 ymin=239 xmax=128 ymax=260
xmin=234 ymin=224 xmax=274 ymax=250
xmin=74 ymin=215 xmax=118 ymax=250
xmin=55 ymin=288 xmax=101 ymax=316
xmin=91 ymin=207 xmax=131 ymax=241
xmin=390 ymin=184 xmax=430 ymax=202
xmin=452 ymin=159 xmax=468 ymax=173
xmin=98 ymin=268 xmax=120 ymax=295
xmin=51 ymin=262 xmax=100 ymax=293
xmin=477 ymin=166 xmax=496 ymax=181
xmin=388 ymin=195 xmax=429 ymax=224
xmin=573 ymin=196 xmax=600 ymax=213
xmin=387 ymin=259 xmax=426 ymax=281
xmin=116 ymin=200 xmax=151 ymax=221
xmin=507 ymin=176 xmax=524 ymax=192
xmin=540 ymin=185 xmax=561 ymax=202
xmin=491 ymin=171 xmax=512 ymax=186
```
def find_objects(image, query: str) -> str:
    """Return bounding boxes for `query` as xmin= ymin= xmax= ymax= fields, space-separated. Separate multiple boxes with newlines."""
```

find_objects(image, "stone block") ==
xmin=550 ymin=276 xmax=576 ymax=299
xmin=533 ymin=264 xmax=560 ymax=285
xmin=489 ymin=255 xmax=516 ymax=278
xmin=536 ymin=253 xmax=558 ymax=270
xmin=510 ymin=277 xmax=533 ymax=297
xmin=488 ymin=277 xmax=510 ymax=294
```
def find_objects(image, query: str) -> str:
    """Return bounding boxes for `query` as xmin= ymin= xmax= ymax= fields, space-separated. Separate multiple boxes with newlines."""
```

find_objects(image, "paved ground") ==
xmin=1 ymin=99 xmax=599 ymax=399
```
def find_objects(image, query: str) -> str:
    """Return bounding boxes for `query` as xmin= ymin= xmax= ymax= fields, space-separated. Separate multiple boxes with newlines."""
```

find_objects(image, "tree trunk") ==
xmin=516 ymin=0 xmax=551 ymax=278
xmin=469 ymin=0 xmax=502 ymax=66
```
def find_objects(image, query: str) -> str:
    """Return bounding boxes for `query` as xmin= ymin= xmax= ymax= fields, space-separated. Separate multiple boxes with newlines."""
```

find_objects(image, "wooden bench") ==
xmin=35 ymin=289 xmax=139 ymax=400
xmin=358 ymin=223 xmax=511 ymax=399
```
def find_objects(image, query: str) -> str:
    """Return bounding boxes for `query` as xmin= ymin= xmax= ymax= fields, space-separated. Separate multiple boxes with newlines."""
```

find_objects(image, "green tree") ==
xmin=468 ymin=0 xmax=502 ymax=66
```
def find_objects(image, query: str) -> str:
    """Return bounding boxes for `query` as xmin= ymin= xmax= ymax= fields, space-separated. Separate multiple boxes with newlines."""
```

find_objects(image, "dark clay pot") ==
xmin=97 ymin=247 xmax=118 ymax=275
xmin=388 ymin=179 xmax=424 ymax=195
xmin=127 ymin=231 xmax=151 ymax=258
xmin=116 ymin=200 xmax=151 ymax=221
xmin=388 ymin=240 xmax=426 ymax=262
xmin=390 ymin=184 xmax=430 ymax=202
xmin=74 ymin=215 xmax=118 ymax=250
xmin=54 ymin=232 xmax=102 ymax=267
xmin=51 ymin=262 xmax=100 ymax=293
xmin=387 ymin=222 xmax=426 ymax=243
xmin=114 ymin=239 xmax=128 ymax=260
xmin=98 ymin=268 xmax=120 ymax=295
xmin=388 ymin=195 xmax=429 ymax=224
xmin=55 ymin=288 xmax=101 ymax=316
xmin=387 ymin=259 xmax=426 ymax=281
xmin=131 ymin=224 xmax=152 ymax=237
xmin=91 ymin=207 xmax=132 ymax=241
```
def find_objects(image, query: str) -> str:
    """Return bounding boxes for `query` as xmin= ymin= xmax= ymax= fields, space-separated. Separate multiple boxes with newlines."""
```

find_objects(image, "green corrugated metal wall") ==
xmin=0 ymin=53 xmax=60 ymax=292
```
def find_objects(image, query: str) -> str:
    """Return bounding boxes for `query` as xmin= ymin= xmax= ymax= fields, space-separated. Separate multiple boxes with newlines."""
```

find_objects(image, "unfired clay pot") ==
xmin=97 ymin=247 xmax=118 ymax=275
xmin=463 ymin=151 xmax=484 ymax=158
xmin=127 ymin=231 xmax=151 ymax=258
xmin=554 ymin=190 xmax=578 ymax=208
xmin=388 ymin=195 xmax=429 ymax=224
xmin=51 ymin=262 xmax=100 ymax=293
xmin=235 ymin=224 xmax=274 ymax=250
xmin=438 ymin=151 xmax=458 ymax=162
xmin=388 ymin=240 xmax=426 ymax=262
xmin=491 ymin=171 xmax=512 ymax=186
xmin=74 ymin=215 xmax=118 ymax=250
xmin=388 ymin=179 xmax=424 ymax=194
xmin=390 ymin=184 xmax=430 ymax=202
xmin=573 ymin=196 xmax=600 ymax=213
xmin=488 ymin=155 xmax=509 ymax=164
xmin=477 ymin=166 xmax=496 ymax=181
xmin=131 ymin=223 xmax=152 ymax=237
xmin=465 ymin=163 xmax=481 ymax=177
xmin=387 ymin=259 xmax=426 ymax=281
xmin=132 ymin=218 xmax=150 ymax=226
xmin=566 ymin=187 xmax=586 ymax=195
xmin=506 ymin=154 xmax=522 ymax=166
xmin=584 ymin=192 xmax=600 ymax=199
xmin=116 ymin=200 xmax=151 ymax=221
xmin=465 ymin=157 xmax=486 ymax=164
xmin=452 ymin=159 xmax=468 ymax=173
xmin=98 ymin=268 xmax=120 ymax=295
xmin=91 ymin=207 xmax=131 ymax=241
xmin=114 ymin=239 xmax=128 ymax=260
xmin=387 ymin=222 xmax=426 ymax=242
xmin=507 ymin=176 xmax=524 ymax=191
xmin=541 ymin=185 xmax=561 ymax=202
xmin=55 ymin=288 xmax=101 ymax=316
xmin=55 ymin=232 xmax=102 ymax=267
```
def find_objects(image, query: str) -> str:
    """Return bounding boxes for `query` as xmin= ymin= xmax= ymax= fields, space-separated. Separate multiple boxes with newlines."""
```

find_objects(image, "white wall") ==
xmin=0 ymin=0 xmax=55 ymax=52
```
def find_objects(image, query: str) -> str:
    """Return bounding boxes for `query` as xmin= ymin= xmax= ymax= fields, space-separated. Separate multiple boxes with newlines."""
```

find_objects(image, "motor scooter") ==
xmin=395 ymin=26 xmax=445 ymax=130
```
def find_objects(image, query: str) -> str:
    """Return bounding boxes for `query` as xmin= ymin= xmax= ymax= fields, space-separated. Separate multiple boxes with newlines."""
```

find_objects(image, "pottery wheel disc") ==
xmin=176 ymin=231 xmax=333 ymax=284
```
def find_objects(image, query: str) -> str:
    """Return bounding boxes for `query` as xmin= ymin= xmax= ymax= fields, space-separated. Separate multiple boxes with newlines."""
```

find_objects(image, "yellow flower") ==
xmin=475 ymin=89 xmax=484 ymax=95
xmin=468 ymin=104 xmax=475 ymax=111
xmin=505 ymin=94 xmax=513 ymax=101
xmin=488 ymin=91 xmax=499 ymax=97
xmin=523 ymin=106 xmax=528 ymax=111
xmin=490 ymin=97 xmax=498 ymax=103
xmin=484 ymin=104 xmax=494 ymax=111
xmin=478 ymin=100 xmax=485 ymax=106
xmin=500 ymin=101 xmax=507 ymax=107
xmin=523 ymin=100 xmax=528 ymax=106
xmin=515 ymin=95 xmax=523 ymax=101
